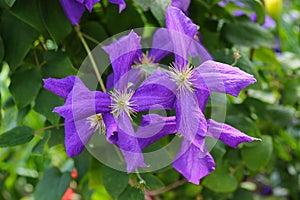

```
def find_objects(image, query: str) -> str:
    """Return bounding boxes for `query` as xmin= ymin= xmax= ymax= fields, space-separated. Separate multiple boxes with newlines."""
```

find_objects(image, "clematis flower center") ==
xmin=110 ymin=89 xmax=136 ymax=117
xmin=169 ymin=63 xmax=195 ymax=94
xmin=134 ymin=52 xmax=157 ymax=67
xmin=87 ymin=114 xmax=106 ymax=134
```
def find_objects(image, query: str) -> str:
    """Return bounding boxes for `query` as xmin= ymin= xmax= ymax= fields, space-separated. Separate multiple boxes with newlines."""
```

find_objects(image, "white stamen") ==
xmin=87 ymin=114 xmax=106 ymax=134
xmin=169 ymin=63 xmax=195 ymax=94
xmin=110 ymin=89 xmax=136 ymax=118
xmin=133 ymin=52 xmax=158 ymax=68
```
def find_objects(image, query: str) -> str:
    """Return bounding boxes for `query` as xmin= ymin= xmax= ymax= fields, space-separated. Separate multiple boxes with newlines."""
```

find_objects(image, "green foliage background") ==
xmin=0 ymin=0 xmax=299 ymax=199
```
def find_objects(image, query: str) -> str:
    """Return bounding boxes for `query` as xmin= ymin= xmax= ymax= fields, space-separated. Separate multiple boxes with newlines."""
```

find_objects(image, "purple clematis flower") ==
xmin=138 ymin=5 xmax=257 ymax=184
xmin=105 ymin=25 xmax=212 ymax=91
xmin=137 ymin=114 xmax=260 ymax=184
xmin=44 ymin=31 xmax=175 ymax=172
xmin=60 ymin=0 xmax=126 ymax=25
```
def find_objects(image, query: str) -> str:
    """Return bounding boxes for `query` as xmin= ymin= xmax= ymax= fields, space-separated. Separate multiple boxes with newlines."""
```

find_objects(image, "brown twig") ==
xmin=145 ymin=179 xmax=187 ymax=197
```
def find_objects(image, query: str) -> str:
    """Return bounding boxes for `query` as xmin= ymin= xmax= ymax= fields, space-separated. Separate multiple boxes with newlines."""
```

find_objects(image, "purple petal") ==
xmin=65 ymin=118 xmax=95 ymax=157
xmin=53 ymin=78 xmax=111 ymax=120
xmin=206 ymin=119 xmax=261 ymax=148
xmin=131 ymin=69 xmax=176 ymax=112
xmin=175 ymin=90 xmax=207 ymax=148
xmin=218 ymin=1 xmax=228 ymax=7
xmin=102 ymin=113 xmax=118 ymax=144
xmin=218 ymin=0 xmax=244 ymax=7
xmin=84 ymin=0 xmax=99 ymax=12
xmin=60 ymin=0 xmax=85 ymax=25
xmin=173 ymin=139 xmax=215 ymax=184
xmin=116 ymin=114 xmax=146 ymax=172
xmin=106 ymin=73 xmax=114 ymax=91
xmin=131 ymin=69 xmax=176 ymax=111
xmin=138 ymin=68 xmax=177 ymax=92
xmin=166 ymin=5 xmax=197 ymax=41
xmin=148 ymin=29 xmax=173 ymax=63
xmin=108 ymin=0 xmax=126 ymax=12
xmin=132 ymin=84 xmax=175 ymax=112
xmin=233 ymin=10 xmax=246 ymax=17
xmin=194 ymin=88 xmax=210 ymax=112
xmin=263 ymin=15 xmax=276 ymax=29
xmin=235 ymin=1 xmax=245 ymax=7
xmin=193 ymin=60 xmax=257 ymax=97
xmin=171 ymin=0 xmax=191 ymax=13
xmin=166 ymin=5 xmax=198 ymax=66
xmin=43 ymin=76 xmax=76 ymax=99
xmin=102 ymin=31 xmax=141 ymax=90
xmin=137 ymin=114 xmax=177 ymax=149
xmin=106 ymin=69 xmax=144 ymax=92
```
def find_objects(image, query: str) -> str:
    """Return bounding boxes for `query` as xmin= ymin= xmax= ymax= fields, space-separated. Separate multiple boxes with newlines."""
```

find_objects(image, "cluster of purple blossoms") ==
xmin=45 ymin=5 xmax=259 ymax=184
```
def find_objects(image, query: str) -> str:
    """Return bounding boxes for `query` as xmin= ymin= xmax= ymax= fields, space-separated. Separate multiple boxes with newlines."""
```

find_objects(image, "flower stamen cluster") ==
xmin=110 ymin=89 xmax=136 ymax=118
xmin=134 ymin=52 xmax=158 ymax=68
xmin=87 ymin=114 xmax=106 ymax=134
xmin=169 ymin=63 xmax=195 ymax=94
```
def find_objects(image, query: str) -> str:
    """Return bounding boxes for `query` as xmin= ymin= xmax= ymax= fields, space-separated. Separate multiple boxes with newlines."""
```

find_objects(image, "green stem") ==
xmin=75 ymin=26 xmax=106 ymax=92
xmin=34 ymin=123 xmax=65 ymax=138
xmin=82 ymin=32 xmax=101 ymax=45
xmin=135 ymin=169 xmax=146 ymax=184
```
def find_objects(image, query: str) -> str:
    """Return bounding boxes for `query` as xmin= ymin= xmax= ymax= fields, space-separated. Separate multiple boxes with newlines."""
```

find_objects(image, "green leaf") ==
xmin=278 ymin=52 xmax=300 ymax=71
xmin=0 ymin=36 xmax=5 ymax=63
xmin=133 ymin=0 xmax=151 ymax=10
xmin=184 ymin=183 xmax=202 ymax=197
xmin=41 ymin=51 xmax=77 ymax=78
xmin=106 ymin=4 xmax=144 ymax=35
xmin=47 ymin=125 xmax=65 ymax=148
xmin=1 ymin=11 xmax=38 ymax=71
xmin=9 ymin=68 xmax=42 ymax=109
xmin=134 ymin=0 xmax=171 ymax=25
xmin=81 ymin=22 xmax=108 ymax=45
xmin=39 ymin=0 xmax=72 ymax=43
xmin=202 ymin=164 xmax=238 ymax=193
xmin=74 ymin=149 xmax=90 ymax=181
xmin=34 ymin=167 xmax=72 ymax=200
xmin=221 ymin=17 xmax=275 ymax=48
xmin=140 ymin=173 xmax=165 ymax=190
xmin=253 ymin=0 xmax=266 ymax=25
xmin=282 ymin=77 xmax=300 ymax=105
xmin=203 ymin=165 xmax=238 ymax=193
xmin=226 ymin=116 xmax=260 ymax=137
xmin=149 ymin=0 xmax=171 ymax=26
xmin=4 ymin=0 xmax=16 ymax=7
xmin=10 ymin=0 xmax=44 ymax=32
xmin=266 ymin=105 xmax=295 ymax=127
xmin=101 ymin=165 xmax=130 ymax=198
xmin=157 ymin=168 xmax=180 ymax=185
xmin=17 ymin=105 xmax=31 ymax=124
xmin=0 ymin=126 xmax=34 ymax=147
xmin=241 ymin=135 xmax=273 ymax=171
xmin=232 ymin=188 xmax=254 ymax=200
xmin=118 ymin=186 xmax=144 ymax=200
xmin=34 ymin=89 xmax=63 ymax=126
xmin=32 ymin=132 xmax=50 ymax=155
